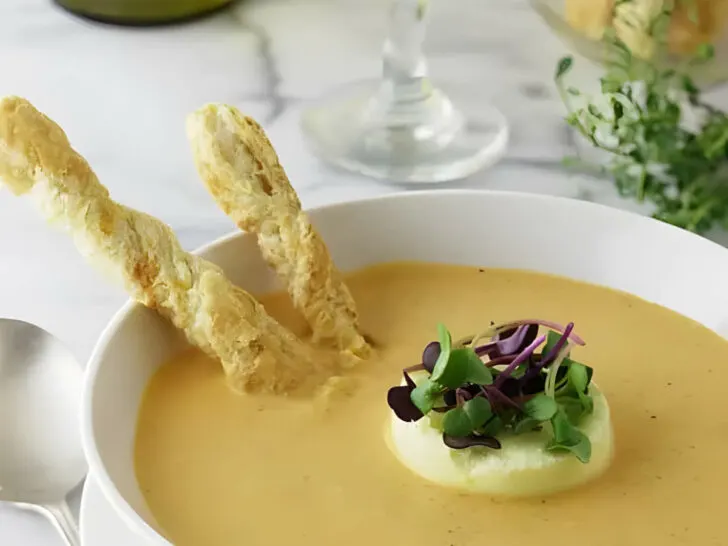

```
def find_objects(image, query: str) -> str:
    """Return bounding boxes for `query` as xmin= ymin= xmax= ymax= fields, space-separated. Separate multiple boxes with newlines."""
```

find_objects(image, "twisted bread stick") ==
xmin=0 ymin=96 xmax=319 ymax=394
xmin=186 ymin=104 xmax=370 ymax=360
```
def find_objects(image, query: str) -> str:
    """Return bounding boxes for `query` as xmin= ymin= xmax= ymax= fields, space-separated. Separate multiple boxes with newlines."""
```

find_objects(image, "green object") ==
xmin=400 ymin=318 xmax=594 ymax=463
xmin=393 ymin=320 xmax=596 ymax=462
xmin=541 ymin=330 xmax=563 ymax=359
xmin=523 ymin=393 xmax=558 ymax=421
xmin=442 ymin=397 xmax=492 ymax=437
xmin=546 ymin=410 xmax=591 ymax=463
xmin=460 ymin=349 xmax=494 ymax=385
xmin=54 ymin=0 xmax=234 ymax=26
xmin=429 ymin=323 xmax=452 ymax=383
xmin=410 ymin=379 xmax=442 ymax=415
xmin=555 ymin=2 xmax=728 ymax=235
xmin=434 ymin=348 xmax=494 ymax=389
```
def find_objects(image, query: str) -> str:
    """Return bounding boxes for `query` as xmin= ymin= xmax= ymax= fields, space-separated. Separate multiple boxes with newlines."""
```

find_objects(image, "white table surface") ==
xmin=0 ymin=0 xmax=727 ymax=543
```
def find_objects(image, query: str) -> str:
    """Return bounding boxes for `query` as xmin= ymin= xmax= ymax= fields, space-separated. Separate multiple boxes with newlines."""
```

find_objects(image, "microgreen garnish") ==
xmin=430 ymin=323 xmax=452 ymax=382
xmin=442 ymin=396 xmax=492 ymax=437
xmin=556 ymin=1 xmax=728 ymax=234
xmin=547 ymin=410 xmax=591 ymax=463
xmin=386 ymin=320 xmax=596 ymax=463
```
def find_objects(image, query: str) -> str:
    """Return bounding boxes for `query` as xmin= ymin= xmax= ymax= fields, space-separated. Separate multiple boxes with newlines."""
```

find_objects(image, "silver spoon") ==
xmin=0 ymin=318 xmax=86 ymax=546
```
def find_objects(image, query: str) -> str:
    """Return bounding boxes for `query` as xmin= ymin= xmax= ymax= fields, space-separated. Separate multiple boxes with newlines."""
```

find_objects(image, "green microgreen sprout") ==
xmin=386 ymin=319 xmax=596 ymax=463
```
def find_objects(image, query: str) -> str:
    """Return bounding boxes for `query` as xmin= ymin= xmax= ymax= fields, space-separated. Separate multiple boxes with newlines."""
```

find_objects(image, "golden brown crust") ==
xmin=0 ymin=95 xmax=321 ymax=394
xmin=186 ymin=103 xmax=370 ymax=360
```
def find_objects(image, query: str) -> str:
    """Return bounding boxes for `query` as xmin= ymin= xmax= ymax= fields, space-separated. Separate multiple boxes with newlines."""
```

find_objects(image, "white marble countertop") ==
xmin=0 ymin=0 xmax=725 ymax=543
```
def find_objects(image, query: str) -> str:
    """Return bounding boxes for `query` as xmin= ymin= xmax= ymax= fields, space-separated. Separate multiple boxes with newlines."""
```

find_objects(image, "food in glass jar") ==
xmin=565 ymin=0 xmax=728 ymax=58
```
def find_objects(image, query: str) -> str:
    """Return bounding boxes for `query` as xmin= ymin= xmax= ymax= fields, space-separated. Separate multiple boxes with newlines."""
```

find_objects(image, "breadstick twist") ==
xmin=0 ymin=96 xmax=318 ymax=394
xmin=186 ymin=104 xmax=370 ymax=360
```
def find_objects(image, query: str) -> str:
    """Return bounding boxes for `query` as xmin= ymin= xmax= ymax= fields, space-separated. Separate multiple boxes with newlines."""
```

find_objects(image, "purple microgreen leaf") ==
xmin=495 ymin=334 xmax=547 ymax=388
xmin=443 ymin=433 xmax=502 ymax=450
xmin=495 ymin=319 xmax=586 ymax=346
xmin=510 ymin=362 xmax=529 ymax=379
xmin=474 ymin=341 xmax=497 ymax=356
xmin=492 ymin=323 xmax=540 ymax=357
xmin=482 ymin=385 xmax=522 ymax=411
xmin=520 ymin=372 xmax=547 ymax=395
xmin=421 ymin=342 xmax=440 ymax=373
xmin=387 ymin=385 xmax=423 ymax=422
xmin=484 ymin=354 xmax=516 ymax=367
xmin=499 ymin=376 xmax=521 ymax=399
xmin=540 ymin=323 xmax=575 ymax=368
xmin=492 ymin=326 xmax=516 ymax=344
xmin=388 ymin=318 xmax=594 ymax=461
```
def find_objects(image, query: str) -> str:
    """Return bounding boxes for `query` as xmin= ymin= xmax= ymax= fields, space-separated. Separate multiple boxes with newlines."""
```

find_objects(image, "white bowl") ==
xmin=80 ymin=190 xmax=728 ymax=544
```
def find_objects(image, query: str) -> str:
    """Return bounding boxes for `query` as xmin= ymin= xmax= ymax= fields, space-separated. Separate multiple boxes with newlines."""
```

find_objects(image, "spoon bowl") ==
xmin=0 ymin=318 xmax=86 ymax=545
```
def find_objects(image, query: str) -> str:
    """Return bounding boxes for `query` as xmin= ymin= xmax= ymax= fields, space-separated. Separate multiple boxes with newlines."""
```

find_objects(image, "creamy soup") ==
xmin=135 ymin=263 xmax=728 ymax=545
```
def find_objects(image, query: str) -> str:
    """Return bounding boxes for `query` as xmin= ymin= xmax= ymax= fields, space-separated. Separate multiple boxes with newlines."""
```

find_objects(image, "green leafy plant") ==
xmin=556 ymin=1 xmax=728 ymax=234
xmin=387 ymin=320 xmax=596 ymax=463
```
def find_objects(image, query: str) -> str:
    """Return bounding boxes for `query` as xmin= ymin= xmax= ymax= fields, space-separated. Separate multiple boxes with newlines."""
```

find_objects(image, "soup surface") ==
xmin=136 ymin=263 xmax=728 ymax=545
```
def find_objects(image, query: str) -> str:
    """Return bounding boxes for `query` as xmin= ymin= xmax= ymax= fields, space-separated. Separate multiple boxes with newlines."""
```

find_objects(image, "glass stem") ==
xmin=377 ymin=0 xmax=434 ymax=118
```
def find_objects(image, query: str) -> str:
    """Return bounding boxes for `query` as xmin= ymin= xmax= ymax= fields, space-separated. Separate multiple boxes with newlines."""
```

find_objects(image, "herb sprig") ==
xmin=387 ymin=320 xmax=596 ymax=463
xmin=556 ymin=1 xmax=728 ymax=234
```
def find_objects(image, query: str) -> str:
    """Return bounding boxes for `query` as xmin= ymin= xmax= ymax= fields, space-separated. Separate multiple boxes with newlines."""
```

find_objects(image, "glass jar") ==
xmin=530 ymin=0 xmax=728 ymax=86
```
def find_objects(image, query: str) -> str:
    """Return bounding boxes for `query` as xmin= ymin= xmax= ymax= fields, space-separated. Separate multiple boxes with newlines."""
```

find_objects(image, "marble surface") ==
xmin=0 ymin=0 xmax=725 ymax=543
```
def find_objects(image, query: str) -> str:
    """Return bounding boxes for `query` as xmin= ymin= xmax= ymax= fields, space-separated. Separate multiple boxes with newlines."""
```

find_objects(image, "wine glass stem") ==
xmin=378 ymin=0 xmax=433 ymax=114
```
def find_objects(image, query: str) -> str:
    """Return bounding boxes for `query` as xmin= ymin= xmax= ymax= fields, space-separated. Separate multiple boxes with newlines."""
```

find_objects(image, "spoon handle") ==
xmin=42 ymin=501 xmax=81 ymax=546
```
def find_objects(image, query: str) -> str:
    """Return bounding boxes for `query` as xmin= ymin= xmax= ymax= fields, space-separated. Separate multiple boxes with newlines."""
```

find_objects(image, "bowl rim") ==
xmin=79 ymin=188 xmax=728 ymax=543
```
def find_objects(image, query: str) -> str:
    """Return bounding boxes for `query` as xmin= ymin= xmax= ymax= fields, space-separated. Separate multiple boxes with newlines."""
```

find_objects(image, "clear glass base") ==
xmin=301 ymin=79 xmax=509 ymax=184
